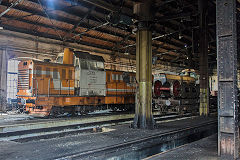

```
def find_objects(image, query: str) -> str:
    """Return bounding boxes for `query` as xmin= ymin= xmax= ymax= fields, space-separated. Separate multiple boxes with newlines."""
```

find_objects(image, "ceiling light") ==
xmin=179 ymin=33 xmax=183 ymax=39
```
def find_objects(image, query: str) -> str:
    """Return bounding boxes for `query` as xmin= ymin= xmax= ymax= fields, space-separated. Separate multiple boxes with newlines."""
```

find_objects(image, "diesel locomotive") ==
xmin=17 ymin=48 xmax=135 ymax=117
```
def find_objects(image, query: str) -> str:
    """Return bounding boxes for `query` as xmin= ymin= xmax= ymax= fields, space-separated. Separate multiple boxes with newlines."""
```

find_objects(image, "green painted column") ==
xmin=198 ymin=0 xmax=209 ymax=116
xmin=132 ymin=1 xmax=155 ymax=129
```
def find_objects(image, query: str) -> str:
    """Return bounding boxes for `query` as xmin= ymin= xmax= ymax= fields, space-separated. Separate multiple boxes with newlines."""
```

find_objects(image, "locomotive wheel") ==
xmin=172 ymin=80 xmax=181 ymax=98
xmin=112 ymin=105 xmax=118 ymax=112
xmin=50 ymin=106 xmax=63 ymax=117
xmin=154 ymin=80 xmax=162 ymax=97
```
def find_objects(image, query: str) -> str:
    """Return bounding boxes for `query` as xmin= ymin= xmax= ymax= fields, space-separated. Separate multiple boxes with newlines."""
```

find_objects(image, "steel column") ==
xmin=0 ymin=49 xmax=8 ymax=112
xmin=198 ymin=0 xmax=209 ymax=116
xmin=216 ymin=0 xmax=239 ymax=159
xmin=132 ymin=1 xmax=155 ymax=129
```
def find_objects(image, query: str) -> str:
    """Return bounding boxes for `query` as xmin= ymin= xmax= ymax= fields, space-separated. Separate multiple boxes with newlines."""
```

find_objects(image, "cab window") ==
xmin=112 ymin=74 xmax=117 ymax=81
xmin=46 ymin=67 xmax=50 ymax=78
xmin=107 ymin=73 xmax=110 ymax=82
xmin=80 ymin=60 xmax=88 ymax=69
xmin=75 ymin=59 xmax=80 ymax=69
xmin=36 ymin=66 xmax=42 ymax=77
xmin=190 ymin=72 xmax=196 ymax=78
xmin=97 ymin=62 xmax=104 ymax=70
xmin=53 ymin=68 xmax=58 ymax=79
xmin=56 ymin=56 xmax=63 ymax=63
xmin=89 ymin=61 xmax=97 ymax=70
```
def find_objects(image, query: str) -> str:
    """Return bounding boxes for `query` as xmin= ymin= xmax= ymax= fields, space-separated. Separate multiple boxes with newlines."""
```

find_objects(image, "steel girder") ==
xmin=217 ymin=0 xmax=239 ymax=159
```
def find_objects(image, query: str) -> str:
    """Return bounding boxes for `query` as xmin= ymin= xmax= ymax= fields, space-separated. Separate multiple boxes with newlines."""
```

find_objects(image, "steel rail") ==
xmin=0 ymin=113 xmax=192 ymax=141
xmin=54 ymin=120 xmax=217 ymax=160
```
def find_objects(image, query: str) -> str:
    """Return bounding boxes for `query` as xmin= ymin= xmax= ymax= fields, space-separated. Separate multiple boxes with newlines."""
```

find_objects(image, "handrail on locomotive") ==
xmin=32 ymin=78 xmax=136 ymax=97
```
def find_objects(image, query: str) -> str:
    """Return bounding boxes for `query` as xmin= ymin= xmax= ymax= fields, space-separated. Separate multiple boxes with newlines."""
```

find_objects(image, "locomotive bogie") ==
xmin=29 ymin=95 xmax=135 ymax=116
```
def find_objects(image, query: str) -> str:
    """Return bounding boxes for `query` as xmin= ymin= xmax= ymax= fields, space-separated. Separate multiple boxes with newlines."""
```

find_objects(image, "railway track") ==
xmin=0 ymin=110 xmax=131 ymax=126
xmin=54 ymin=120 xmax=217 ymax=160
xmin=0 ymin=113 xmax=192 ymax=142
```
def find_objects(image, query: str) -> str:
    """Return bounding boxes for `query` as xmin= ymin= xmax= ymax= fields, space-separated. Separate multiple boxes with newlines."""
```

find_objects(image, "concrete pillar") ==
xmin=198 ymin=0 xmax=209 ymax=116
xmin=217 ymin=0 xmax=239 ymax=159
xmin=0 ymin=49 xmax=8 ymax=112
xmin=132 ymin=0 xmax=155 ymax=129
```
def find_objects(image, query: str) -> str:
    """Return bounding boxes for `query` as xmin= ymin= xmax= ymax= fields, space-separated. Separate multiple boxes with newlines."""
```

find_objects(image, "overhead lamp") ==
xmin=179 ymin=33 xmax=183 ymax=39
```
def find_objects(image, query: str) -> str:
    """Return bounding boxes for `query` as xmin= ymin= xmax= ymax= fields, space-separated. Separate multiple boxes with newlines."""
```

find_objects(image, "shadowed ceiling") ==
xmin=0 ymin=0 xmax=218 ymax=69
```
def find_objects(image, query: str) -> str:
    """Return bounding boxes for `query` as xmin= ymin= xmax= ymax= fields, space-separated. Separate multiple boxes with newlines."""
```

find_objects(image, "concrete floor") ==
xmin=0 ymin=112 xmax=34 ymax=125
xmin=145 ymin=134 xmax=218 ymax=160
xmin=0 ymin=116 xmax=216 ymax=160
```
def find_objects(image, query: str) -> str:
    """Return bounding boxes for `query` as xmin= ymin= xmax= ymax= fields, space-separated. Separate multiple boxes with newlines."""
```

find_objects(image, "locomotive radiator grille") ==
xmin=18 ymin=69 xmax=29 ymax=89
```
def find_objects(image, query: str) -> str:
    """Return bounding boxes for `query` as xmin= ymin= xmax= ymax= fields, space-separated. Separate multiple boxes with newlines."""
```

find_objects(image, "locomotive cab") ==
xmin=56 ymin=51 xmax=106 ymax=97
xmin=74 ymin=51 xmax=106 ymax=97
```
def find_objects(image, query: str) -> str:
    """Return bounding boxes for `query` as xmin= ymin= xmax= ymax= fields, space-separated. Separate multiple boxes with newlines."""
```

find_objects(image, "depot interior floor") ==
xmin=0 ymin=116 xmax=217 ymax=160
xmin=146 ymin=134 xmax=218 ymax=160
xmin=0 ymin=112 xmax=34 ymax=125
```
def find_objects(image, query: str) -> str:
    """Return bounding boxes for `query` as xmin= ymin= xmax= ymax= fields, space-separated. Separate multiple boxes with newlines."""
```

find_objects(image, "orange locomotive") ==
xmin=17 ymin=48 xmax=135 ymax=117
